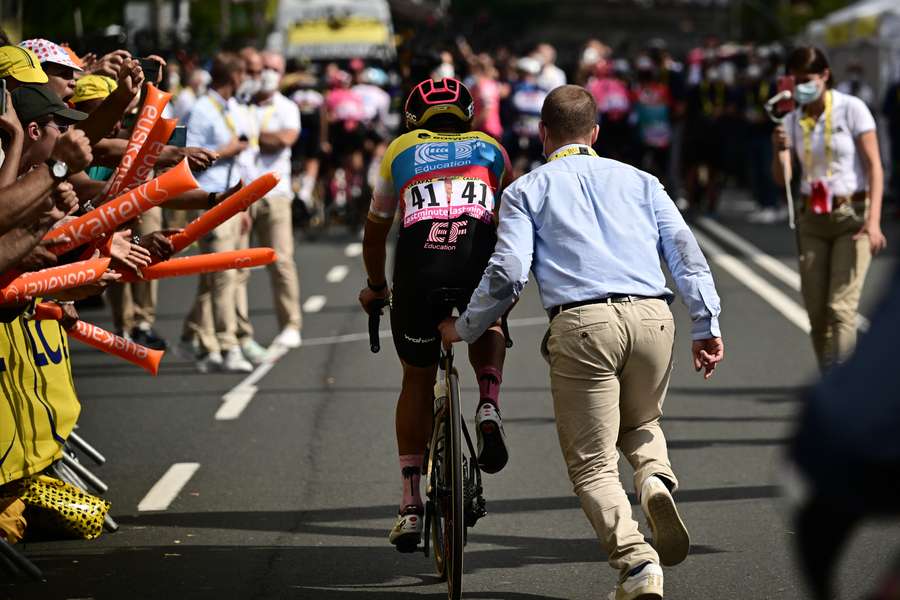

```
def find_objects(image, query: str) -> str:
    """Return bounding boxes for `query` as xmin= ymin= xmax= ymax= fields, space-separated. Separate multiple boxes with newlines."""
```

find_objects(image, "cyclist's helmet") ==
xmin=404 ymin=78 xmax=475 ymax=130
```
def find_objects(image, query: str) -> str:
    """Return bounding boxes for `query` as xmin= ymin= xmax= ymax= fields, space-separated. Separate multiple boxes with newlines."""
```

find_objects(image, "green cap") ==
xmin=11 ymin=85 xmax=87 ymax=124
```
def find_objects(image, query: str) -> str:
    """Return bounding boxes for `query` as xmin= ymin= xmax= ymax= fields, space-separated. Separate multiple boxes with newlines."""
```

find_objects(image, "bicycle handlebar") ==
xmin=367 ymin=298 xmax=388 ymax=353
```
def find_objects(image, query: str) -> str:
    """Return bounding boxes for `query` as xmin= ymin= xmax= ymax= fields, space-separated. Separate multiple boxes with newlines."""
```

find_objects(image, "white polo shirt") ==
xmin=784 ymin=89 xmax=876 ymax=197
xmin=240 ymin=92 xmax=301 ymax=198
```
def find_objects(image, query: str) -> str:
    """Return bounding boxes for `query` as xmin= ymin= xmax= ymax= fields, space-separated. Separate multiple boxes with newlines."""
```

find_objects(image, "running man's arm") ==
xmin=456 ymin=183 xmax=534 ymax=344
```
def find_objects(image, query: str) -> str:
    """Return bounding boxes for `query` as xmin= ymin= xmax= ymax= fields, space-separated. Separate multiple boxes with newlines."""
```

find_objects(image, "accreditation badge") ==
xmin=808 ymin=179 xmax=832 ymax=215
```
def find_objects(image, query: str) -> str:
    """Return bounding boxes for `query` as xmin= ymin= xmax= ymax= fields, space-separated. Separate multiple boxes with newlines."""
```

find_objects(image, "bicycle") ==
xmin=368 ymin=289 xmax=487 ymax=600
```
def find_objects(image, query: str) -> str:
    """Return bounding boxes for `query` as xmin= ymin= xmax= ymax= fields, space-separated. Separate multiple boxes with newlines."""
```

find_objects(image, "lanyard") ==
xmin=209 ymin=95 xmax=238 ymax=136
xmin=798 ymin=90 xmax=833 ymax=183
xmin=249 ymin=103 xmax=278 ymax=149
xmin=700 ymin=81 xmax=725 ymax=116
xmin=547 ymin=144 xmax=598 ymax=162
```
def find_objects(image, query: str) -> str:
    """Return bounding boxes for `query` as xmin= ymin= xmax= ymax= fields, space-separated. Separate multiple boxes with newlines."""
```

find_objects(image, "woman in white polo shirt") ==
xmin=773 ymin=46 xmax=886 ymax=371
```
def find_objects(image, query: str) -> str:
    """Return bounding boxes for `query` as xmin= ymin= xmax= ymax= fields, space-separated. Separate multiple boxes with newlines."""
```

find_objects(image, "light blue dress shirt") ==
xmin=185 ymin=90 xmax=243 ymax=193
xmin=456 ymin=144 xmax=722 ymax=343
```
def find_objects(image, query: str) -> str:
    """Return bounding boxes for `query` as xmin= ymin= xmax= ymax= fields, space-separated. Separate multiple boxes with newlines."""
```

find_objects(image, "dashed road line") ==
xmin=696 ymin=216 xmax=870 ymax=332
xmin=325 ymin=265 xmax=349 ymax=283
xmin=344 ymin=243 xmax=363 ymax=258
xmin=302 ymin=295 xmax=327 ymax=313
xmin=138 ymin=463 xmax=200 ymax=511
xmin=216 ymin=346 xmax=288 ymax=420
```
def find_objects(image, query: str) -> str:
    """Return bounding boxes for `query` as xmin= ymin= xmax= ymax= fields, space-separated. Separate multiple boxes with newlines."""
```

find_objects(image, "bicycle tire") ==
xmin=445 ymin=368 xmax=464 ymax=600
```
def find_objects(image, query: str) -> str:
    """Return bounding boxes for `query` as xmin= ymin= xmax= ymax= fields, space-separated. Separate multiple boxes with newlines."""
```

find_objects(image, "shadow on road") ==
xmin=4 ymin=539 xmax=723 ymax=600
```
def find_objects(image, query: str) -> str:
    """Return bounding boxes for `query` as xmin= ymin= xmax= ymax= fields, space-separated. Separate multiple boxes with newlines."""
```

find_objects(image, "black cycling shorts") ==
xmin=389 ymin=280 xmax=474 ymax=368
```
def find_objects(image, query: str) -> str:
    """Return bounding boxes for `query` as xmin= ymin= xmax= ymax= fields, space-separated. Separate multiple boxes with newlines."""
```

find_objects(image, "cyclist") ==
xmin=358 ymin=78 xmax=512 ymax=552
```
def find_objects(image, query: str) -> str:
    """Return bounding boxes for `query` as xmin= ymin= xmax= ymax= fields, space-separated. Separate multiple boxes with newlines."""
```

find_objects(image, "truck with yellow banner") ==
xmin=269 ymin=0 xmax=396 ymax=61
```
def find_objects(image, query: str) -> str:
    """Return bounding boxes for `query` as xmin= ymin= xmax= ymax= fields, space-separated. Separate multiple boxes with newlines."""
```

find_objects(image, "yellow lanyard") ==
xmin=249 ymin=104 xmax=277 ymax=149
xmin=799 ymin=90 xmax=833 ymax=183
xmin=547 ymin=145 xmax=599 ymax=162
xmin=209 ymin=94 xmax=238 ymax=136
xmin=701 ymin=81 xmax=725 ymax=116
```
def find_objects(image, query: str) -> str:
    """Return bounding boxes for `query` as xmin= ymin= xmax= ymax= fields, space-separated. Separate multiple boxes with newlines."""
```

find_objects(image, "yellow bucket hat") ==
xmin=0 ymin=45 xmax=48 ymax=83
xmin=71 ymin=74 xmax=117 ymax=104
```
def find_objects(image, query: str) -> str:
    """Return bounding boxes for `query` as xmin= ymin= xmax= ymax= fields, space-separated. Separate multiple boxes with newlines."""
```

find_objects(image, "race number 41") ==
xmin=403 ymin=179 xmax=494 ymax=226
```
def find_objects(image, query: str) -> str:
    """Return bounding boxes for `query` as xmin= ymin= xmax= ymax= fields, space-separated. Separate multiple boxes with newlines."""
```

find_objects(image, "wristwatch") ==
xmin=367 ymin=279 xmax=387 ymax=292
xmin=46 ymin=160 xmax=69 ymax=181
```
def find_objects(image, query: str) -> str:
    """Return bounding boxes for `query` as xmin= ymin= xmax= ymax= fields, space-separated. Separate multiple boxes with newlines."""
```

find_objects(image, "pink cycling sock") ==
xmin=399 ymin=454 xmax=423 ymax=510
xmin=476 ymin=366 xmax=503 ymax=409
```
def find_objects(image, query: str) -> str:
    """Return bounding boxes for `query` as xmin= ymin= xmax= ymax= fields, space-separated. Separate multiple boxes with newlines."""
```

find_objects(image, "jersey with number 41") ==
xmin=371 ymin=129 xmax=511 ymax=283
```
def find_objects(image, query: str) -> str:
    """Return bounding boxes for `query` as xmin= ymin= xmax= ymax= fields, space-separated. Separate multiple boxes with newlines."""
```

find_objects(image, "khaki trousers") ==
xmin=183 ymin=215 xmax=241 ymax=353
xmin=108 ymin=206 xmax=162 ymax=332
xmin=545 ymin=299 xmax=678 ymax=577
xmin=797 ymin=203 xmax=871 ymax=371
xmin=234 ymin=195 xmax=302 ymax=338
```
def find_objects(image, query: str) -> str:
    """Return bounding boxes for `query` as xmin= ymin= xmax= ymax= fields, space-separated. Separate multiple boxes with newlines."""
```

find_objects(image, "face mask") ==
xmin=432 ymin=63 xmax=454 ymax=81
xmin=260 ymin=69 xmax=280 ymax=93
xmin=794 ymin=80 xmax=823 ymax=105
xmin=237 ymin=78 xmax=261 ymax=101
xmin=746 ymin=64 xmax=761 ymax=80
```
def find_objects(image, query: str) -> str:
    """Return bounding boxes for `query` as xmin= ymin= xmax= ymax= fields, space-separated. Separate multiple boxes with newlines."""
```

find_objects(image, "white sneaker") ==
xmin=608 ymin=562 xmax=663 ymax=600
xmin=475 ymin=403 xmax=508 ymax=474
xmin=641 ymin=475 xmax=690 ymax=566
xmin=388 ymin=505 xmax=423 ymax=553
xmin=272 ymin=327 xmax=302 ymax=349
xmin=195 ymin=351 xmax=223 ymax=374
xmin=222 ymin=347 xmax=253 ymax=373
xmin=240 ymin=338 xmax=269 ymax=365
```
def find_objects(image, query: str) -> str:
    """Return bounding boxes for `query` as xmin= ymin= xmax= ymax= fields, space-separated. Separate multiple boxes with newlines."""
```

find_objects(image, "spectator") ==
xmin=0 ymin=45 xmax=49 ymax=92
xmin=533 ymin=43 xmax=566 ymax=92
xmin=180 ymin=52 xmax=253 ymax=373
xmin=587 ymin=59 xmax=633 ymax=163
xmin=173 ymin=68 xmax=211 ymax=123
xmin=18 ymin=39 xmax=82 ymax=102
xmin=470 ymin=55 xmax=504 ymax=141
xmin=632 ymin=56 xmax=673 ymax=189
xmin=508 ymin=56 xmax=547 ymax=173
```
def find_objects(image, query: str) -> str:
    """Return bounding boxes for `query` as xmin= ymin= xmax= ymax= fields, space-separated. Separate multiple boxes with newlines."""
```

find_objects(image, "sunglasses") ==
xmin=42 ymin=121 xmax=70 ymax=133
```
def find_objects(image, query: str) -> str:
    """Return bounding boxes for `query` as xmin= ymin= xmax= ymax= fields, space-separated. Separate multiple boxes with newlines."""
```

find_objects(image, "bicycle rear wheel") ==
xmin=444 ymin=368 xmax=464 ymax=600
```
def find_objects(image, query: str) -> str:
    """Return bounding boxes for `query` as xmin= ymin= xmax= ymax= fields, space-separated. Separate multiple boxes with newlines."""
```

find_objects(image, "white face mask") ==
xmin=260 ymin=69 xmax=280 ymax=93
xmin=794 ymin=80 xmax=823 ymax=105
xmin=237 ymin=77 xmax=261 ymax=101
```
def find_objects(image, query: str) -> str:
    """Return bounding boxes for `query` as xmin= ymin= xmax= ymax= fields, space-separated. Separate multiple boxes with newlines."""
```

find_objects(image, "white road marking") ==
xmin=325 ymin=265 xmax=349 ymax=283
xmin=138 ymin=463 xmax=200 ymax=512
xmin=216 ymin=346 xmax=288 ymax=421
xmin=302 ymin=295 xmax=327 ymax=313
xmin=696 ymin=217 xmax=870 ymax=332
xmin=694 ymin=229 xmax=810 ymax=333
xmin=344 ymin=243 xmax=363 ymax=258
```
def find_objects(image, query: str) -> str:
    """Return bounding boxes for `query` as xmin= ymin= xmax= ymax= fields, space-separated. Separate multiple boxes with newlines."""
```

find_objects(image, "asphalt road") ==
xmin=3 ymin=193 xmax=899 ymax=600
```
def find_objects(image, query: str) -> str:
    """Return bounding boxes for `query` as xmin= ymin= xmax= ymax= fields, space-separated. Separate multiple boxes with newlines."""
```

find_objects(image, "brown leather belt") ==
xmin=548 ymin=295 xmax=665 ymax=321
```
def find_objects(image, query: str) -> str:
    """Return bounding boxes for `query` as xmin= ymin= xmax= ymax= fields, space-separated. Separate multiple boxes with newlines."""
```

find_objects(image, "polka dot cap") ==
xmin=18 ymin=38 xmax=83 ymax=71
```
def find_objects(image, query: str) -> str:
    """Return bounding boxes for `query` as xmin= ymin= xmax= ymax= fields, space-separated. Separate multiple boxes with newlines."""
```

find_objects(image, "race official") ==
xmin=235 ymin=50 xmax=303 ymax=352
xmin=773 ymin=46 xmax=886 ymax=372
xmin=182 ymin=52 xmax=252 ymax=373
xmin=439 ymin=85 xmax=724 ymax=600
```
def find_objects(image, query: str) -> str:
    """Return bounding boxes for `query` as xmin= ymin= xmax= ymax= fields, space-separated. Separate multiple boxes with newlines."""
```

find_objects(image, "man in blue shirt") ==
xmin=440 ymin=85 xmax=724 ymax=600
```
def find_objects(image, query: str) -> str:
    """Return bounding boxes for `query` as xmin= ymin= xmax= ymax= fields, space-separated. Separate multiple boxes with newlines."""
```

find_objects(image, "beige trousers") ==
xmin=234 ymin=194 xmax=302 ymax=338
xmin=183 ymin=215 xmax=242 ymax=353
xmin=797 ymin=202 xmax=871 ymax=371
xmin=108 ymin=206 xmax=162 ymax=332
xmin=545 ymin=298 xmax=678 ymax=577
